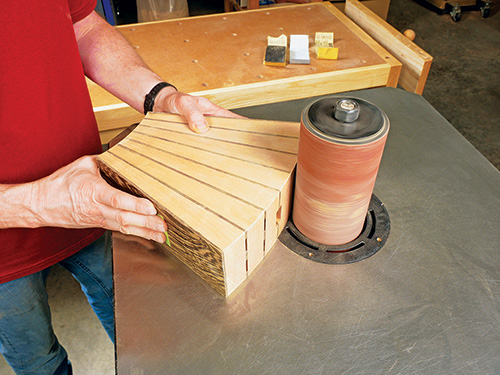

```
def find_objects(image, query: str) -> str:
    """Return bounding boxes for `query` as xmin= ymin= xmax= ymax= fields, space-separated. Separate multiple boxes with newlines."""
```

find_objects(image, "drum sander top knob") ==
xmin=334 ymin=99 xmax=360 ymax=123
xmin=304 ymin=95 xmax=388 ymax=144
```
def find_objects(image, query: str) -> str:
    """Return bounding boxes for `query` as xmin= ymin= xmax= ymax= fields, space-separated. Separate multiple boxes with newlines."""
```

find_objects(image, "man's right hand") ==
xmin=31 ymin=155 xmax=167 ymax=243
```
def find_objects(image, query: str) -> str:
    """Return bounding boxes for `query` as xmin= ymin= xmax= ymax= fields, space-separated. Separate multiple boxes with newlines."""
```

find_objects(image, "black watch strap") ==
xmin=143 ymin=82 xmax=177 ymax=115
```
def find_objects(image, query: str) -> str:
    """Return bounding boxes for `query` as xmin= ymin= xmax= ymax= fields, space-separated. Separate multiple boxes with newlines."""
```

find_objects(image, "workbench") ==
xmin=113 ymin=87 xmax=500 ymax=374
xmin=90 ymin=2 xmax=404 ymax=144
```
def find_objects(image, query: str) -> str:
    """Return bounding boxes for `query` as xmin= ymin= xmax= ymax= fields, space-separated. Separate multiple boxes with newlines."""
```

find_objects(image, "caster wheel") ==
xmin=451 ymin=4 xmax=462 ymax=21
xmin=480 ymin=4 xmax=491 ymax=17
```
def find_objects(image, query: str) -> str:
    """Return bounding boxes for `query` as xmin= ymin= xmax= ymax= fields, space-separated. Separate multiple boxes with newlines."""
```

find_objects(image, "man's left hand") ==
xmin=153 ymin=88 xmax=244 ymax=134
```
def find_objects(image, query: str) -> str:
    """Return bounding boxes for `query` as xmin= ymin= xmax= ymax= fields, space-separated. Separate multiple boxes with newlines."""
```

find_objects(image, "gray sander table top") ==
xmin=113 ymin=87 xmax=500 ymax=375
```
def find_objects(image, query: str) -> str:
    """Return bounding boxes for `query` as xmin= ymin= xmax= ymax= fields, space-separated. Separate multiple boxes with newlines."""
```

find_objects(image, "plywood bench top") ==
xmin=90 ymin=3 xmax=401 ymax=143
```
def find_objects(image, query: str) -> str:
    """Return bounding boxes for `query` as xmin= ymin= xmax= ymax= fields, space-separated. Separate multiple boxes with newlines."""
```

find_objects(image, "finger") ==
xmin=101 ymin=205 xmax=168 ymax=243
xmin=100 ymin=204 xmax=168 ymax=233
xmin=162 ymin=92 xmax=209 ymax=133
xmin=178 ymin=101 xmax=210 ymax=134
xmin=119 ymin=224 xmax=167 ymax=243
xmin=94 ymin=180 xmax=157 ymax=215
xmin=186 ymin=111 xmax=210 ymax=134
xmin=181 ymin=100 xmax=247 ymax=133
xmin=194 ymin=97 xmax=246 ymax=119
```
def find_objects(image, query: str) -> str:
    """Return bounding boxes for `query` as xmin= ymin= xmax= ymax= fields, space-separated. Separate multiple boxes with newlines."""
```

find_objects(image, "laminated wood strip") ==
xmin=127 ymin=133 xmax=282 ymax=195
xmin=129 ymin=132 xmax=289 ymax=191
xmin=97 ymin=113 xmax=300 ymax=296
xmin=245 ymin=212 xmax=266 ymax=275
xmin=97 ymin=156 xmax=236 ymax=295
xmin=141 ymin=118 xmax=299 ymax=155
xmin=137 ymin=125 xmax=297 ymax=173
xmin=109 ymin=145 xmax=261 ymax=230
xmin=119 ymin=139 xmax=276 ymax=211
xmin=98 ymin=151 xmax=243 ymax=245
xmin=147 ymin=113 xmax=300 ymax=138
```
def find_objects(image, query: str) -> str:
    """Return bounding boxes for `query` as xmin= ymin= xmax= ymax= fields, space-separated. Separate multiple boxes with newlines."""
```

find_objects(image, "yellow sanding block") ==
xmin=315 ymin=32 xmax=338 ymax=60
xmin=264 ymin=35 xmax=287 ymax=66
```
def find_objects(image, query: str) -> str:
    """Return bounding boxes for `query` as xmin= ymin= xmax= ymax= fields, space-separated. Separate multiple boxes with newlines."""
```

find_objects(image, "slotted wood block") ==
xmin=97 ymin=113 xmax=300 ymax=297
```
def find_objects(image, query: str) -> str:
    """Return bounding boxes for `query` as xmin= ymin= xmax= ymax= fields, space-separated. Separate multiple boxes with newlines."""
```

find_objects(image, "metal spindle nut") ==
xmin=334 ymin=99 xmax=360 ymax=123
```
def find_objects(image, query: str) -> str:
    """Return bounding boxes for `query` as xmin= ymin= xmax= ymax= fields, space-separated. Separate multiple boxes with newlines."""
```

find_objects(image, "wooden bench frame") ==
xmin=345 ymin=0 xmax=433 ymax=94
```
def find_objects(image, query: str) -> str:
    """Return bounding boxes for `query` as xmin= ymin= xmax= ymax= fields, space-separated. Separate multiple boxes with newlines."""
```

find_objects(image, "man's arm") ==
xmin=74 ymin=11 xmax=239 ymax=133
xmin=1 ymin=10 xmax=245 ymax=242
xmin=0 ymin=156 xmax=167 ymax=243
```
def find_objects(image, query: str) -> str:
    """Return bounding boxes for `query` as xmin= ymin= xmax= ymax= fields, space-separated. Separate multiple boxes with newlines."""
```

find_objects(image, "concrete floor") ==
xmin=1 ymin=1 xmax=498 ymax=374
xmin=387 ymin=0 xmax=500 ymax=170
xmin=0 ymin=264 xmax=115 ymax=375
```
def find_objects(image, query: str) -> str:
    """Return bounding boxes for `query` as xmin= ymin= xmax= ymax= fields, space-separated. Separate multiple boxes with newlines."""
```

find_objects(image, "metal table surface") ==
xmin=113 ymin=87 xmax=500 ymax=375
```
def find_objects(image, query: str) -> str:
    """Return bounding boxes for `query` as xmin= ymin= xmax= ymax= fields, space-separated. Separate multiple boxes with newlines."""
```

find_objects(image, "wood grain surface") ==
xmin=345 ymin=0 xmax=432 ymax=94
xmin=97 ymin=113 xmax=300 ymax=296
xmin=89 ymin=3 xmax=401 ymax=144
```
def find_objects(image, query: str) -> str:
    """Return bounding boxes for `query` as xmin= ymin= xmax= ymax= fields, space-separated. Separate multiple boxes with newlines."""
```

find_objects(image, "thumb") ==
xmin=181 ymin=104 xmax=210 ymax=134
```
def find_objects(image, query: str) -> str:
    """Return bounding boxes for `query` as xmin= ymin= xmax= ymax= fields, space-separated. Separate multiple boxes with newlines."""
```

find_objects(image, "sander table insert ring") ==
xmin=288 ymin=95 xmax=390 ymax=263
xmin=280 ymin=194 xmax=390 ymax=264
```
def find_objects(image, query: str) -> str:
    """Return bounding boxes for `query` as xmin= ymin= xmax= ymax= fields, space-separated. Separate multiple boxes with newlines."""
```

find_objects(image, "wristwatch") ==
xmin=143 ymin=82 xmax=177 ymax=115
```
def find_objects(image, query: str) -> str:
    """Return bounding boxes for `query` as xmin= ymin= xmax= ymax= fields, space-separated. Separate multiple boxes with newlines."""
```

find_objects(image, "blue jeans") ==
xmin=0 ymin=231 xmax=114 ymax=375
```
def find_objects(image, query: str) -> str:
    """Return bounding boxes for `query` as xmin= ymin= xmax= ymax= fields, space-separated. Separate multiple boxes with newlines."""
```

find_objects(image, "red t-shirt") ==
xmin=0 ymin=0 xmax=105 ymax=283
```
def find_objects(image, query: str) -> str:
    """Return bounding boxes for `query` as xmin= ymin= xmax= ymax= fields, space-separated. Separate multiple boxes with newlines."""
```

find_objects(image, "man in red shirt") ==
xmin=0 ymin=1 xmax=237 ymax=374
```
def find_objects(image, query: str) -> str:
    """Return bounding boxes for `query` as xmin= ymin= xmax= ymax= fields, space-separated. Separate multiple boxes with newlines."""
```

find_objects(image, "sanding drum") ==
xmin=293 ymin=96 xmax=389 ymax=245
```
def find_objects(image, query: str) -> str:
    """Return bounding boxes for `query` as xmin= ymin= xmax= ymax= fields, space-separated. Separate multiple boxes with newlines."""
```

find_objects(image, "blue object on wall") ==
xmin=96 ymin=0 xmax=116 ymax=25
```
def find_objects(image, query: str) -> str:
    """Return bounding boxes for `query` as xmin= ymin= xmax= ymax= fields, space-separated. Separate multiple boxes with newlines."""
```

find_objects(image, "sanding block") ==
xmin=315 ymin=32 xmax=339 ymax=60
xmin=290 ymin=35 xmax=310 ymax=64
xmin=264 ymin=35 xmax=287 ymax=66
